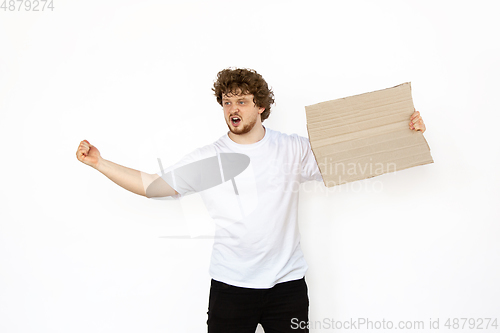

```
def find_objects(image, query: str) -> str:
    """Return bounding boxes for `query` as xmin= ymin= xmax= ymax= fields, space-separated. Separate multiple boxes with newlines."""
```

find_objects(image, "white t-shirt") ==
xmin=156 ymin=126 xmax=323 ymax=288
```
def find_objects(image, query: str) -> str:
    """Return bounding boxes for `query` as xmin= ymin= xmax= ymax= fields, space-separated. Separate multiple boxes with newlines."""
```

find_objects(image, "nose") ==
xmin=228 ymin=104 xmax=239 ymax=114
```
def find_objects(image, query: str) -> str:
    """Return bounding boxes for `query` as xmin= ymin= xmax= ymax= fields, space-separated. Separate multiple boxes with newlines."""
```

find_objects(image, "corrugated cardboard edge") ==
xmin=305 ymin=82 xmax=433 ymax=187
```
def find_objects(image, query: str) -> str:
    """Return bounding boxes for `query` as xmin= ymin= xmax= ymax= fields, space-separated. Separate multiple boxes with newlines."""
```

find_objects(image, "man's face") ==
xmin=222 ymin=93 xmax=265 ymax=135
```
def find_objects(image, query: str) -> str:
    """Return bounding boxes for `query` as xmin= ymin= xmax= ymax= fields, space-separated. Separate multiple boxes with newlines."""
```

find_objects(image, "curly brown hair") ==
xmin=212 ymin=68 xmax=275 ymax=122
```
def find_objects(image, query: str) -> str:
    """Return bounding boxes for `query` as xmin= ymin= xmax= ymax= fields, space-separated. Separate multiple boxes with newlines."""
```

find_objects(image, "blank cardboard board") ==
xmin=305 ymin=82 xmax=433 ymax=187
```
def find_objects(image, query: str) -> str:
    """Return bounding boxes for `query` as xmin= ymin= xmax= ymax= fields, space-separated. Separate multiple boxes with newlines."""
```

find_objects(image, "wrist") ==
xmin=95 ymin=157 xmax=107 ymax=172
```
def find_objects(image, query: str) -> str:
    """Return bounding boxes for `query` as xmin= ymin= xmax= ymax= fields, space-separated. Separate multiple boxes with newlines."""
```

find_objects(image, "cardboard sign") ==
xmin=305 ymin=82 xmax=433 ymax=187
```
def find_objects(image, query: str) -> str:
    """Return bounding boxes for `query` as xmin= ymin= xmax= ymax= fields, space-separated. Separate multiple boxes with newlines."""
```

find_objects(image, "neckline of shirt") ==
xmin=222 ymin=126 xmax=271 ymax=150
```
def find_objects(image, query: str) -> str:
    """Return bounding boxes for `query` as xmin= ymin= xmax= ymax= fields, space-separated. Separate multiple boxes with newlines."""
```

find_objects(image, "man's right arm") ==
xmin=76 ymin=140 xmax=178 ymax=198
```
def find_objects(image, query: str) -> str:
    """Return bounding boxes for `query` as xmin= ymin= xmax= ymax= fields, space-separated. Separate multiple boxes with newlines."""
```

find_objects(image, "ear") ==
xmin=258 ymin=107 xmax=265 ymax=114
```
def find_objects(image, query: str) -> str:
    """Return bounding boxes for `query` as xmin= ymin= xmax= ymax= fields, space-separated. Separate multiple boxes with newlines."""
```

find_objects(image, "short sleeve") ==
xmin=298 ymin=135 xmax=323 ymax=183
xmin=154 ymin=144 xmax=218 ymax=199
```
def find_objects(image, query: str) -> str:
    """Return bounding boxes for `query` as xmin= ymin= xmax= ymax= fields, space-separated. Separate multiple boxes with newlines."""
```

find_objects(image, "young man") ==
xmin=76 ymin=68 xmax=426 ymax=332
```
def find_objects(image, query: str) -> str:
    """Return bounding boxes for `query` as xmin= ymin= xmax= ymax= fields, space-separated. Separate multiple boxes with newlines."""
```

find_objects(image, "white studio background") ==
xmin=1 ymin=0 xmax=499 ymax=332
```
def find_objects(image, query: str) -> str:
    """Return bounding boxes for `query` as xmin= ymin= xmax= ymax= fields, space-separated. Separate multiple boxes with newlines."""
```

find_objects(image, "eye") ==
xmin=239 ymin=101 xmax=245 ymax=105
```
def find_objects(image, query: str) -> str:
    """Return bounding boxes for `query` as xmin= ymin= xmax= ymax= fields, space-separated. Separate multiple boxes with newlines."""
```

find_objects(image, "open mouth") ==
xmin=231 ymin=116 xmax=241 ymax=126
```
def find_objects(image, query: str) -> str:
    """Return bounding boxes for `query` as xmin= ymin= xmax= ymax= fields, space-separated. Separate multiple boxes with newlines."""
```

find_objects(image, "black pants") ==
xmin=207 ymin=277 xmax=309 ymax=333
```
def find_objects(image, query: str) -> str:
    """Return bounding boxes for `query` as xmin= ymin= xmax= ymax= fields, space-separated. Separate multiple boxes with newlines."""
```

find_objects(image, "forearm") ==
xmin=95 ymin=158 xmax=149 ymax=197
xmin=95 ymin=158 xmax=177 ymax=198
